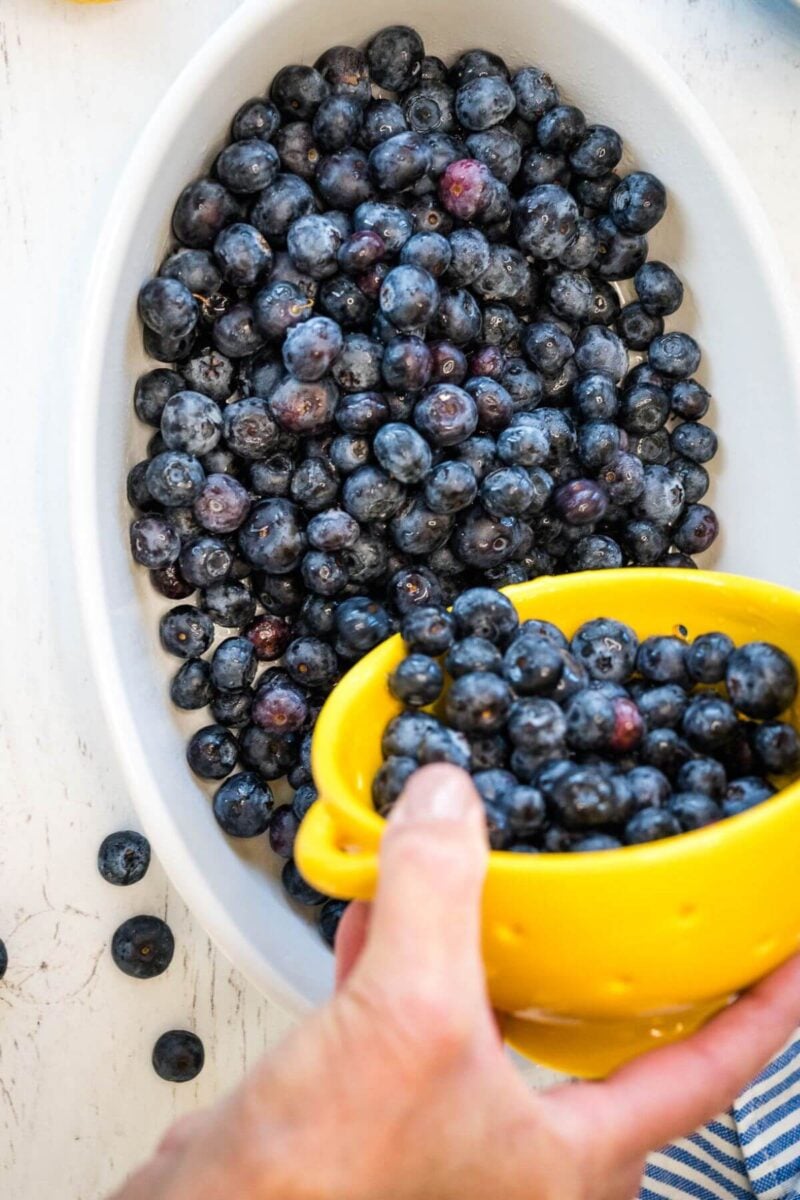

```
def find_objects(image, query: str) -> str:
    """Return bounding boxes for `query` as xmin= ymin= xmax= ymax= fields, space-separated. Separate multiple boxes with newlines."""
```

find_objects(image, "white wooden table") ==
xmin=1 ymin=2 xmax=799 ymax=1195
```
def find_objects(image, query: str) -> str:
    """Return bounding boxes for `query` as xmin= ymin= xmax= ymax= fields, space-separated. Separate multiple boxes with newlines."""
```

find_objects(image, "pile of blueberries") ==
xmin=375 ymin=588 xmax=799 ymax=850
xmin=127 ymin=27 xmax=720 ymax=930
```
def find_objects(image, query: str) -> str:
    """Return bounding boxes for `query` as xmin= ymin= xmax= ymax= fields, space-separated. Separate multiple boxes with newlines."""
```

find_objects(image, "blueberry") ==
xmin=566 ymin=534 xmax=623 ymax=572
xmin=328 ymin=434 xmax=369 ymax=476
xmin=723 ymin=776 xmax=776 ymax=817
xmin=640 ymin=727 xmax=692 ymax=777
xmin=172 ymin=177 xmax=242 ymax=249
xmin=379 ymin=265 xmax=439 ymax=331
xmin=268 ymin=377 xmax=338 ymax=435
xmin=626 ymin=765 xmax=671 ymax=810
xmin=315 ymin=43 xmax=370 ymax=104
xmin=522 ymin=321 xmax=573 ymax=376
xmin=239 ymin=723 xmax=299 ymax=779
xmin=624 ymin=807 xmax=680 ymax=844
xmin=671 ymin=379 xmax=710 ymax=421
xmin=269 ymin=805 xmax=300 ymax=858
xmin=455 ymin=76 xmax=515 ymax=131
xmin=360 ymin=99 xmax=409 ymax=150
xmin=514 ymin=185 xmax=578 ymax=260
xmin=372 ymin=756 xmax=418 ymax=814
xmin=550 ymin=765 xmax=617 ymax=829
xmin=593 ymin=214 xmax=648 ymax=280
xmin=143 ymin=325 xmax=197 ymax=364
xmin=469 ymin=733 xmax=510 ymax=771
xmin=210 ymin=637 xmax=256 ymax=693
xmin=286 ymin=215 xmax=344 ymax=281
xmin=271 ymin=64 xmax=329 ymax=118
xmin=438 ymin=159 xmax=493 ymax=221
xmin=251 ymin=173 xmax=316 ymax=241
xmin=111 ymin=915 xmax=175 ymax=979
xmin=561 ymin=689 xmax=615 ymax=753
xmin=449 ymin=48 xmax=508 ymax=88
xmin=152 ymin=1030 xmax=205 ymax=1083
xmin=280 ymin=316 xmax=343 ymax=383
xmin=676 ymin=757 xmax=727 ymax=799
xmin=546 ymin=271 xmax=593 ymax=323
xmin=313 ymin=900 xmax=347 ymax=952
xmin=369 ymin=423 xmax=430 ymax=486
xmin=568 ymin=123 xmax=622 ymax=177
xmin=0 ymin=938 xmax=7 ymax=979
xmin=634 ymin=260 xmax=684 ymax=316
xmin=170 ymin=659 xmax=213 ymax=710
xmin=192 ymin=474 xmax=250 ymax=537
xmin=316 ymin=149 xmax=374 ymax=210
xmin=453 ymin=505 xmax=519 ymax=569
xmin=145 ymin=451 xmax=206 ymax=508
xmin=465 ymin=129 xmax=521 ymax=186
xmin=472 ymin=244 xmax=532 ymax=305
xmin=442 ymin=231 xmax=489 ymax=291
xmin=570 ymin=617 xmax=638 ymax=683
xmin=212 ymin=302 xmax=264 ymax=358
xmin=254 ymin=280 xmax=313 ymax=339
xmin=352 ymin=204 xmax=412 ymax=258
xmin=138 ymin=274 xmax=199 ymax=340
xmin=312 ymin=94 xmax=363 ymax=152
xmin=160 ymin=247 xmax=223 ymax=299
xmin=675 ymin=504 xmax=720 ymax=556
xmin=670 ymin=422 xmax=718 ymax=464
xmin=558 ymin=219 xmax=600 ymax=272
xmin=649 ymin=332 xmax=701 ymax=379
xmin=553 ymin=478 xmax=608 ymax=526
xmin=403 ymin=82 xmax=458 ymax=134
xmin=97 ymin=831 xmax=151 ymax=886
xmin=177 ymin=536 xmax=232 ymax=589
xmin=369 ymin=131 xmax=432 ymax=192
xmin=216 ymin=139 xmax=280 ymax=194
xmin=520 ymin=147 xmax=567 ymax=187
xmin=610 ymin=171 xmax=667 ymax=234
xmin=212 ymin=772 xmax=273 ymax=838
xmin=682 ymin=694 xmax=737 ymax=753
xmin=284 ymin=635 xmax=339 ymax=687
xmin=445 ymin=671 xmax=512 ymax=734
xmin=236 ymin=498 xmax=306 ymax=573
xmin=382 ymin=712 xmax=440 ymax=759
xmin=289 ymin=456 xmax=339 ymax=512
xmin=330 ymin=332 xmax=383 ymax=392
xmin=752 ymin=722 xmax=800 ymax=774
xmin=576 ymin=422 xmax=622 ymax=471
xmin=452 ymin=587 xmax=519 ymax=645
xmin=337 ymin=231 xmax=386 ymax=279
xmin=341 ymin=465 xmax=404 ymax=523
xmin=635 ymin=683 xmax=688 ymax=729
xmin=726 ymin=642 xmax=798 ymax=719
xmin=160 ymin=604 xmax=214 ymax=659
xmin=668 ymin=793 xmax=722 ymax=832
xmin=304 ymin=508 xmax=358 ymax=553
xmin=317 ymin=274 xmax=373 ymax=327
xmin=571 ymin=833 xmax=621 ymax=853
xmin=433 ymin=288 xmax=483 ymax=344
xmin=509 ymin=66 xmax=558 ymax=121
xmin=129 ymin=515 xmax=180 ymax=570
xmin=134 ymin=368 xmax=185 ymax=427
xmin=232 ymin=96 xmax=281 ymax=142
xmin=330 ymin=597 xmax=389 ymax=655
xmin=200 ymin=579 xmax=256 ymax=627
xmin=182 ymin=350 xmax=236 ymax=404
xmin=507 ymin=698 xmax=567 ymax=757
xmin=631 ymin=464 xmax=685 ymax=526
xmin=282 ymin=858 xmax=328 ymax=907
xmin=389 ymin=653 xmax=443 ymax=707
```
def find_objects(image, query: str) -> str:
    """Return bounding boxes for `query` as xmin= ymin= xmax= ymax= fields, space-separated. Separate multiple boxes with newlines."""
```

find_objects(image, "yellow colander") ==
xmin=295 ymin=569 xmax=800 ymax=1077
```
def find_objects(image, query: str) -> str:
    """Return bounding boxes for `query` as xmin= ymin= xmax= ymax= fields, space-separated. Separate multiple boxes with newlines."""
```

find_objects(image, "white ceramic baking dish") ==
xmin=72 ymin=0 xmax=800 ymax=1023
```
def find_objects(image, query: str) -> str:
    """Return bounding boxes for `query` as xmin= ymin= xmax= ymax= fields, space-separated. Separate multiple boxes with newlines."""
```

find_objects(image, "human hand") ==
xmin=115 ymin=764 xmax=800 ymax=1200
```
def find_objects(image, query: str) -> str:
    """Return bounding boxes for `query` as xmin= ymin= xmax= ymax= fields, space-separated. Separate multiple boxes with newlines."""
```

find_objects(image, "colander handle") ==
xmin=295 ymin=800 xmax=381 ymax=902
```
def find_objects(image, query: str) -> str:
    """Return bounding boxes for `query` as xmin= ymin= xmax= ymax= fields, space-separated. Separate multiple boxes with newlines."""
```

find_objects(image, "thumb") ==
xmin=351 ymin=764 xmax=489 ymax=1009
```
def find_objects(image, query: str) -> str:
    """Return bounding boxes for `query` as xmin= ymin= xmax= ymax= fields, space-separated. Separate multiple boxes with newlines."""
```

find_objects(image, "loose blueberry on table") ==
xmin=97 ymin=830 xmax=152 ymax=886
xmin=127 ymin=26 xmax=720 ymax=927
xmin=374 ymin=587 xmax=799 ymax=850
xmin=152 ymin=1030 xmax=206 ymax=1083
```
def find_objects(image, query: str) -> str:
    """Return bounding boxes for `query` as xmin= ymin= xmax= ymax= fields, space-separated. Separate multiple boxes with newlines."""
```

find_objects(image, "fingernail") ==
xmin=389 ymin=766 xmax=475 ymax=825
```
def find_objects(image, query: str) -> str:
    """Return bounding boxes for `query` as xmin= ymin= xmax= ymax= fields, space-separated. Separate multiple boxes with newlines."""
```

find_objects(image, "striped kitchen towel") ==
xmin=641 ymin=1032 xmax=800 ymax=1199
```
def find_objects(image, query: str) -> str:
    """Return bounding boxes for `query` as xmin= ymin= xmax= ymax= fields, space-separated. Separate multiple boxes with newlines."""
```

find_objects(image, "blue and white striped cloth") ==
xmin=641 ymin=1033 xmax=800 ymax=1199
